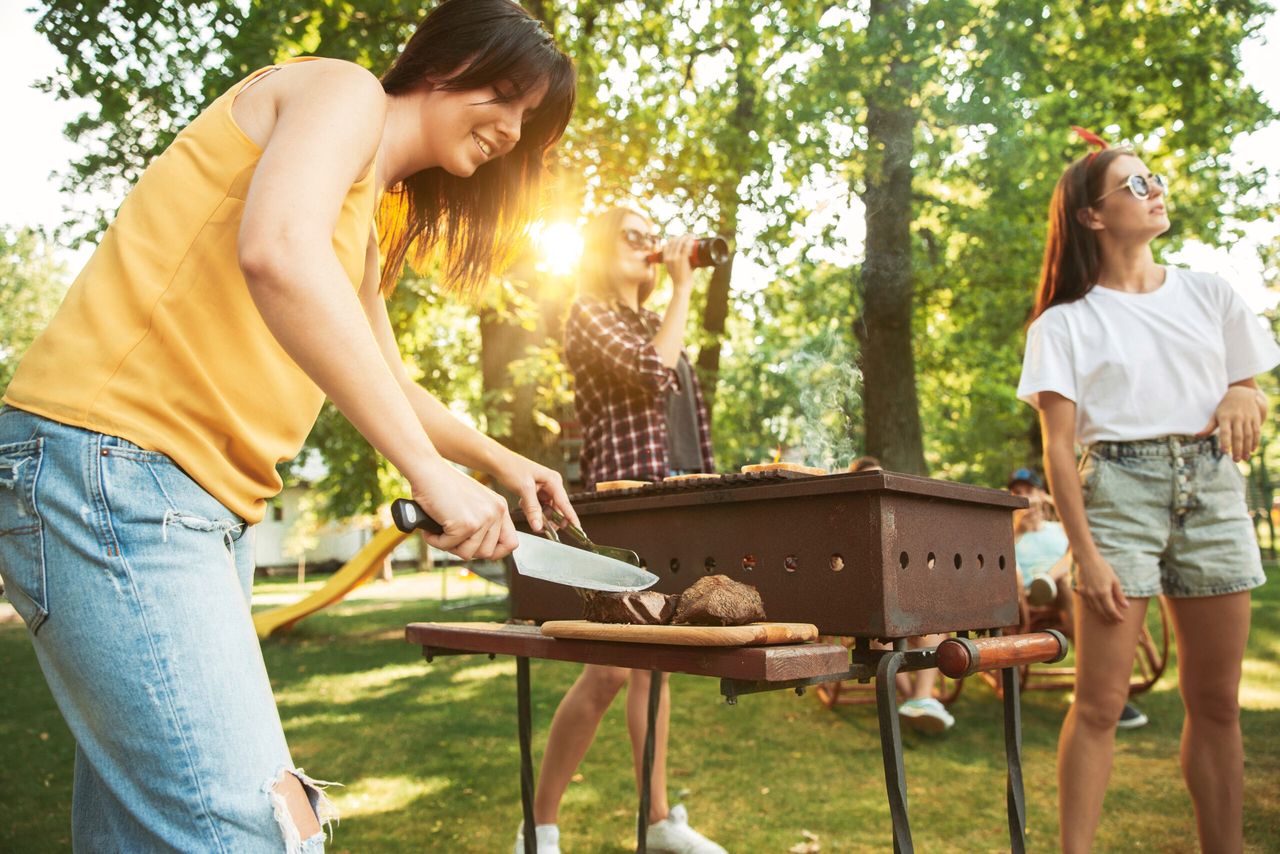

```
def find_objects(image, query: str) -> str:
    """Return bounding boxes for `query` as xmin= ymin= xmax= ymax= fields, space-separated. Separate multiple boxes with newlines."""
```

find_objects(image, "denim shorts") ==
xmin=0 ymin=407 xmax=332 ymax=852
xmin=1076 ymin=434 xmax=1267 ymax=599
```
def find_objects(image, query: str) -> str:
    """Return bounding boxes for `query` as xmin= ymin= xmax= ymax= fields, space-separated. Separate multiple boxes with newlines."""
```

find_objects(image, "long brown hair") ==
xmin=578 ymin=206 xmax=656 ymax=305
xmin=1031 ymin=146 xmax=1131 ymax=321
xmin=377 ymin=0 xmax=576 ymax=296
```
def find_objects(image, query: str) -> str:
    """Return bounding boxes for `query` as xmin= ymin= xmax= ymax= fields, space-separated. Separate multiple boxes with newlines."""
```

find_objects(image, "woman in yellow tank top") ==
xmin=0 ymin=2 xmax=576 ymax=851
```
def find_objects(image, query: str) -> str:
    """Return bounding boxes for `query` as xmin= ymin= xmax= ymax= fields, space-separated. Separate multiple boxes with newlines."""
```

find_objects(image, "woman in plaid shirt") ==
xmin=514 ymin=208 xmax=724 ymax=854
xmin=564 ymin=208 xmax=716 ymax=489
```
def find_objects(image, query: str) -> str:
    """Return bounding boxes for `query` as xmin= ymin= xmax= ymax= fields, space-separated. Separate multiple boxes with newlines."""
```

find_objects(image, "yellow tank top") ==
xmin=4 ymin=59 xmax=380 ymax=524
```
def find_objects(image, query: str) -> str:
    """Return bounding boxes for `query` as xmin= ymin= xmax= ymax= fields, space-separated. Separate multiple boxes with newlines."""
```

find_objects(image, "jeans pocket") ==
xmin=98 ymin=444 xmax=244 ymax=554
xmin=0 ymin=438 xmax=49 ymax=633
xmin=1078 ymin=451 xmax=1105 ymax=506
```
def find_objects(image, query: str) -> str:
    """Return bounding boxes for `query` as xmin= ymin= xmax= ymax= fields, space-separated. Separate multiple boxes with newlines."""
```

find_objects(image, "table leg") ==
xmin=1001 ymin=661 xmax=1028 ymax=854
xmin=875 ymin=649 xmax=913 ymax=854
xmin=637 ymin=668 xmax=662 ymax=853
xmin=517 ymin=656 xmax=537 ymax=854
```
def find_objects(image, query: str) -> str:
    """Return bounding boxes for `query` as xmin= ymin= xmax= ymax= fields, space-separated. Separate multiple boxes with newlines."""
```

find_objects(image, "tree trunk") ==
xmin=855 ymin=0 xmax=927 ymax=476
xmin=478 ymin=257 xmax=566 ymax=470
xmin=695 ymin=238 xmax=734 ymax=415
xmin=479 ymin=303 xmax=556 ymax=467
xmin=695 ymin=53 xmax=757 ymax=416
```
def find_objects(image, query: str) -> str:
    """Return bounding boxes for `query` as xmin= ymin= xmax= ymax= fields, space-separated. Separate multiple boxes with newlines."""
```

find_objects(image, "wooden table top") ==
xmin=405 ymin=622 xmax=850 ymax=683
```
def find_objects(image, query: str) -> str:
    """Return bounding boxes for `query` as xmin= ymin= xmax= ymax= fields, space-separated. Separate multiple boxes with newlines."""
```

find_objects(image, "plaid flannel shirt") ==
xmin=564 ymin=297 xmax=715 ymax=489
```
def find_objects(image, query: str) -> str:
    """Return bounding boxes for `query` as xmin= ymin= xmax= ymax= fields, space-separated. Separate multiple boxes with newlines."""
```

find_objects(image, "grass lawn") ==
xmin=2 ymin=565 xmax=1277 ymax=853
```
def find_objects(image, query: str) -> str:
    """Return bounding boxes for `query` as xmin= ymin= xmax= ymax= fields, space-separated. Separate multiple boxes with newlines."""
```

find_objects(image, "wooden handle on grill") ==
xmin=935 ymin=631 xmax=1068 ymax=678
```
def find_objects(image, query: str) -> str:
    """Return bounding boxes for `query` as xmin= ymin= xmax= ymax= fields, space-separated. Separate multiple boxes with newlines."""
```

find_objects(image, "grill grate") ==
xmin=570 ymin=470 xmax=822 ymax=504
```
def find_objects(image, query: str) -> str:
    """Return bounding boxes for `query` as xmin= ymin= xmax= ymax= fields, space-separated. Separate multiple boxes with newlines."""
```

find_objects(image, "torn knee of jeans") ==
xmin=160 ymin=509 xmax=243 ymax=543
xmin=264 ymin=767 xmax=340 ymax=854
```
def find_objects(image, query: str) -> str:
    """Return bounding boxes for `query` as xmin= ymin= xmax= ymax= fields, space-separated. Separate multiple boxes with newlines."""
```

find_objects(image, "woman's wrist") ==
xmin=398 ymin=450 xmax=451 ymax=488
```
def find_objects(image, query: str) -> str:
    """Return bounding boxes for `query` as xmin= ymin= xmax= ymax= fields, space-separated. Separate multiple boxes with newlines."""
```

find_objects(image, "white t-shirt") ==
xmin=1017 ymin=267 xmax=1280 ymax=444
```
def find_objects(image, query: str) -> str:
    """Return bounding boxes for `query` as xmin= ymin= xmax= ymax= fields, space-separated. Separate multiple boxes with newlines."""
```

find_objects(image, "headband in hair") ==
xmin=1071 ymin=126 xmax=1108 ymax=164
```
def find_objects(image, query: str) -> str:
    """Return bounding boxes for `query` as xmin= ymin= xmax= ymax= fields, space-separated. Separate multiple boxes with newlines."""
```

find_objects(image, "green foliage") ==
xmin=0 ymin=227 xmax=68 ymax=394
xmin=25 ymin=1 xmax=1280 ymax=508
xmin=789 ymin=0 xmax=1278 ymax=481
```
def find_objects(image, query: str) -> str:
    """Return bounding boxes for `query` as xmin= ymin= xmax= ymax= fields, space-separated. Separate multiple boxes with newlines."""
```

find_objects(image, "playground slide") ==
xmin=253 ymin=526 xmax=411 ymax=639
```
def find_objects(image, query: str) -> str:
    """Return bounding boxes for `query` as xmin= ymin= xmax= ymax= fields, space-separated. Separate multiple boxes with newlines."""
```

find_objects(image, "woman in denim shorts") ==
xmin=1017 ymin=129 xmax=1277 ymax=854
xmin=0 ymin=3 xmax=578 ymax=850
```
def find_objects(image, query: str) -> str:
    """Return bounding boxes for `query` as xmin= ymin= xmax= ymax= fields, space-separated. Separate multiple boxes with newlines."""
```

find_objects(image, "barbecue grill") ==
xmin=511 ymin=468 xmax=1025 ymax=639
xmin=407 ymin=467 xmax=1066 ymax=853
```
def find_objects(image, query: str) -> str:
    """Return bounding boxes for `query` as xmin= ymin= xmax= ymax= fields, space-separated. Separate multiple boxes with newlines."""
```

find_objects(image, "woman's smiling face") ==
xmin=421 ymin=77 xmax=550 ymax=177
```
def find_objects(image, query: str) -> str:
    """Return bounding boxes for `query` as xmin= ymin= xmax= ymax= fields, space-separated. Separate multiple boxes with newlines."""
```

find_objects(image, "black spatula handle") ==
xmin=391 ymin=498 xmax=445 ymax=535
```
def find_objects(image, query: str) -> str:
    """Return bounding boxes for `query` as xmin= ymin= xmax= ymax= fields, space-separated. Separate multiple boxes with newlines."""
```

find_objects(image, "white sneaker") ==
xmin=1027 ymin=574 xmax=1058 ymax=606
xmin=513 ymin=822 xmax=561 ymax=854
xmin=898 ymin=697 xmax=955 ymax=734
xmin=646 ymin=804 xmax=727 ymax=854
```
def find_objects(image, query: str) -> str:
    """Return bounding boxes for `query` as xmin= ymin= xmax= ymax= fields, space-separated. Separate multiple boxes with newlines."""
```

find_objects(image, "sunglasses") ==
xmin=1094 ymin=173 xmax=1168 ymax=203
xmin=621 ymin=227 xmax=660 ymax=251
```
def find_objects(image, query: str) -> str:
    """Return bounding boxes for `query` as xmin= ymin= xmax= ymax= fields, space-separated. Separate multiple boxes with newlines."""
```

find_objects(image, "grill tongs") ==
xmin=541 ymin=506 xmax=643 ymax=566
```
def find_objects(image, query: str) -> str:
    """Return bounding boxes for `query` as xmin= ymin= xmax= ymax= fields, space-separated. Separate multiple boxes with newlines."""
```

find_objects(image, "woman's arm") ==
xmin=567 ymin=304 xmax=678 ymax=397
xmin=358 ymin=233 xmax=579 ymax=532
xmin=236 ymin=60 xmax=515 ymax=559
xmin=648 ymin=235 xmax=696 ymax=367
xmin=1040 ymin=392 xmax=1128 ymax=622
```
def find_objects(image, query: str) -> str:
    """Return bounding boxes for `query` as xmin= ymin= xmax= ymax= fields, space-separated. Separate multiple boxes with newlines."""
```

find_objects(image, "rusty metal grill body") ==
xmin=512 ymin=469 xmax=1026 ymax=638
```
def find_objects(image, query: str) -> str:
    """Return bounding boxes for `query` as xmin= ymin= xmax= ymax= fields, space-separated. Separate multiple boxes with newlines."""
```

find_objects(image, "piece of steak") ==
xmin=581 ymin=590 xmax=679 ymax=625
xmin=670 ymin=575 xmax=766 ymax=626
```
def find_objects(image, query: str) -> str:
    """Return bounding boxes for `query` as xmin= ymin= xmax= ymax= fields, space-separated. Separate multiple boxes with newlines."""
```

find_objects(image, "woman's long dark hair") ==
xmin=378 ymin=0 xmax=575 ymax=296
xmin=1031 ymin=146 xmax=1130 ymax=322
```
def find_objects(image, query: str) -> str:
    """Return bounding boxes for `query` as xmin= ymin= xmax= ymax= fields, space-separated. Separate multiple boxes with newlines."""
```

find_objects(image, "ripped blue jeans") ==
xmin=0 ymin=407 xmax=332 ymax=853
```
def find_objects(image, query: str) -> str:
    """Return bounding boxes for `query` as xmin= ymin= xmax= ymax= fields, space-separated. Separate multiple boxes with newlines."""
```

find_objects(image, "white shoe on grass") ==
xmin=898 ymin=697 xmax=955 ymax=734
xmin=646 ymin=804 xmax=727 ymax=853
xmin=513 ymin=822 xmax=560 ymax=854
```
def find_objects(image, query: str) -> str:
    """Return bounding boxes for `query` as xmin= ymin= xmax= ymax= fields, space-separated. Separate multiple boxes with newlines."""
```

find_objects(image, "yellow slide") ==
xmin=253 ymin=526 xmax=412 ymax=639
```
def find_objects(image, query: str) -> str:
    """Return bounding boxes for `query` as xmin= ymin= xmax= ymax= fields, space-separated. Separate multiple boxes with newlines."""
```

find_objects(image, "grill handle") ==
xmin=935 ymin=631 xmax=1068 ymax=678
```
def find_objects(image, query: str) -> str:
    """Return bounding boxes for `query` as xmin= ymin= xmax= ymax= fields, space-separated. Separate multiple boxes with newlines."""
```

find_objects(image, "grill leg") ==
xmin=637 ymin=669 xmax=662 ymax=852
xmin=517 ymin=656 xmax=537 ymax=854
xmin=1002 ymin=662 xmax=1028 ymax=854
xmin=876 ymin=649 xmax=913 ymax=854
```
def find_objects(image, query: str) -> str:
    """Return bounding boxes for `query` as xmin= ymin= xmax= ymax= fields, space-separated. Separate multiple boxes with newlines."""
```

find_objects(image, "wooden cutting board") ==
xmin=540 ymin=621 xmax=819 ymax=647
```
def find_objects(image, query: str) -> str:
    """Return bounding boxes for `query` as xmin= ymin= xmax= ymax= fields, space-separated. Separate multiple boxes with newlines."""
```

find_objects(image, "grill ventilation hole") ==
xmin=899 ymin=551 xmax=910 ymax=569
xmin=669 ymin=558 xmax=680 ymax=574
xmin=998 ymin=555 xmax=1006 ymax=571
xmin=977 ymin=554 xmax=985 ymax=569
xmin=784 ymin=554 xmax=799 ymax=573
xmin=704 ymin=556 xmax=717 ymax=573
xmin=741 ymin=554 xmax=757 ymax=572
xmin=926 ymin=552 xmax=936 ymax=570
xmin=829 ymin=553 xmax=845 ymax=572
xmin=954 ymin=553 xmax=962 ymax=570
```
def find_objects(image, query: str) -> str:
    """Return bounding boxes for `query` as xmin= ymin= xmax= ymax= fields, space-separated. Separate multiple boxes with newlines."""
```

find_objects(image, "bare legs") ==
xmin=626 ymin=669 xmax=671 ymax=823
xmin=1059 ymin=592 xmax=1250 ymax=853
xmin=532 ymin=665 xmax=672 ymax=826
xmin=1058 ymin=596 xmax=1149 ymax=853
xmin=1169 ymin=593 xmax=1250 ymax=854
